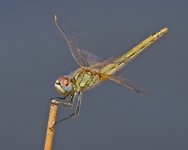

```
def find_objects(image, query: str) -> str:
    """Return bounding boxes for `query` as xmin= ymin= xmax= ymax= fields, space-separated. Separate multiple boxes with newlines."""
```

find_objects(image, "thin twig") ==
xmin=44 ymin=100 xmax=58 ymax=150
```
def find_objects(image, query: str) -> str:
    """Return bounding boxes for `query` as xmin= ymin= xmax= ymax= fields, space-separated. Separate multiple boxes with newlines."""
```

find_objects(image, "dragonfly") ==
xmin=52 ymin=15 xmax=168 ymax=125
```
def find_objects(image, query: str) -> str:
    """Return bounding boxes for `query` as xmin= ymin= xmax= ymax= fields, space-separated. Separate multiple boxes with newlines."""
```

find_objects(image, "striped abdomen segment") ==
xmin=99 ymin=28 xmax=168 ymax=75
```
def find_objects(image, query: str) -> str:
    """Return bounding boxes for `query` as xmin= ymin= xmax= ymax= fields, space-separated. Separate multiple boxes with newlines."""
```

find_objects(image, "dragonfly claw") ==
xmin=51 ymin=99 xmax=59 ymax=105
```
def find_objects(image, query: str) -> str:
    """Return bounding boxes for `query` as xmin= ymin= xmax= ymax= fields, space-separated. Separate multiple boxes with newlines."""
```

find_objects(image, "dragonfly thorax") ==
xmin=73 ymin=68 xmax=104 ymax=91
xmin=55 ymin=76 xmax=73 ymax=95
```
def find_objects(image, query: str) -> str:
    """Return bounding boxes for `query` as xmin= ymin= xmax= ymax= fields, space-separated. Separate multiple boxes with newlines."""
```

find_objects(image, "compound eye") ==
xmin=63 ymin=78 xmax=69 ymax=86
xmin=59 ymin=76 xmax=69 ymax=86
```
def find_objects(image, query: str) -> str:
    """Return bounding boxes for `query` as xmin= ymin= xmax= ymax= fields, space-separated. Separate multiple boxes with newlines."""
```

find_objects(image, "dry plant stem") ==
xmin=44 ymin=100 xmax=58 ymax=150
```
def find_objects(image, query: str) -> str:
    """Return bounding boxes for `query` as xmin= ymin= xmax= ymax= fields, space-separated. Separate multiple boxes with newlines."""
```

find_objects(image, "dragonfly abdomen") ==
xmin=99 ymin=27 xmax=168 ymax=76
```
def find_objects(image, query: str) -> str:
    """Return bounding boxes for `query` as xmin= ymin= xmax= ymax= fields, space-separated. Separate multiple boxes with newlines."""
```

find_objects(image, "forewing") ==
xmin=67 ymin=37 xmax=90 ymax=67
xmin=54 ymin=15 xmax=94 ymax=67
xmin=108 ymin=75 xmax=148 ymax=96
xmin=78 ymin=49 xmax=100 ymax=66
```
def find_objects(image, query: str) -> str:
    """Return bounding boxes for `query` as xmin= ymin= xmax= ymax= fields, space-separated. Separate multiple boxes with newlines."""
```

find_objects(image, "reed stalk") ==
xmin=44 ymin=100 xmax=58 ymax=150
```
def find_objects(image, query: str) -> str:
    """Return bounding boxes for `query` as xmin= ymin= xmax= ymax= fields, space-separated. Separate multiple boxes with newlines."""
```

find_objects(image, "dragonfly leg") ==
xmin=51 ymin=92 xmax=70 ymax=100
xmin=52 ymin=92 xmax=82 ymax=127
xmin=51 ymin=93 xmax=76 ymax=108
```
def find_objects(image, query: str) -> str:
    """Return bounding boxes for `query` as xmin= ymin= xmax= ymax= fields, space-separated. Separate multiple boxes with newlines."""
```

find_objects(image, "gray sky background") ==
xmin=0 ymin=0 xmax=188 ymax=150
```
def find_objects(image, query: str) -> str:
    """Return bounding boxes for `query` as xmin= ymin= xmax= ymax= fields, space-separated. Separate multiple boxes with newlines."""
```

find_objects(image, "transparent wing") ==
xmin=90 ymin=56 xmax=119 ymax=69
xmin=108 ymin=75 xmax=148 ymax=96
xmin=78 ymin=49 xmax=100 ymax=66
xmin=54 ymin=15 xmax=100 ymax=67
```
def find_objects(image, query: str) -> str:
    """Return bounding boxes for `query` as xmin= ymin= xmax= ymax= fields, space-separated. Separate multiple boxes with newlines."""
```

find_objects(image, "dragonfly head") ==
xmin=55 ymin=76 xmax=73 ymax=95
